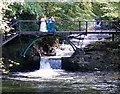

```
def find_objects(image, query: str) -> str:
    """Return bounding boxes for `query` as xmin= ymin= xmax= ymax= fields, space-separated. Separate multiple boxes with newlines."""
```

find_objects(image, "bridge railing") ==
xmin=1 ymin=20 xmax=119 ymax=46
xmin=17 ymin=20 xmax=119 ymax=32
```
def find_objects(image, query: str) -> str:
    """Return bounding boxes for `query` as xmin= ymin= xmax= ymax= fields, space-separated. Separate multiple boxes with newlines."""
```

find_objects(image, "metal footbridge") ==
xmin=1 ymin=20 xmax=120 ymax=47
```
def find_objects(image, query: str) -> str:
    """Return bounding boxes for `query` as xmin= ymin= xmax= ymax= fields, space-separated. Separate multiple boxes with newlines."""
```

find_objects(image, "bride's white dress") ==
xmin=40 ymin=18 xmax=47 ymax=32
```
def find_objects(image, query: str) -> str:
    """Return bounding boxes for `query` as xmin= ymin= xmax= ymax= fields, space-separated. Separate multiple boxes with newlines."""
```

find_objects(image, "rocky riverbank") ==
xmin=62 ymin=40 xmax=120 ymax=72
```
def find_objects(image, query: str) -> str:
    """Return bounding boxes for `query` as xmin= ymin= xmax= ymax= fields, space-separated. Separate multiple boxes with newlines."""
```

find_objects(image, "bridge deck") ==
xmin=1 ymin=30 xmax=119 ymax=46
xmin=18 ymin=30 xmax=120 ymax=35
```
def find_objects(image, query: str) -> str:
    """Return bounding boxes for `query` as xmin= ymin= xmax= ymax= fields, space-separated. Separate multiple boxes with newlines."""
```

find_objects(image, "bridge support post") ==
xmin=18 ymin=21 xmax=21 ymax=32
xmin=0 ymin=33 xmax=3 ymax=46
xmin=85 ymin=21 xmax=88 ymax=35
xmin=79 ymin=21 xmax=81 ymax=31
xmin=112 ymin=33 xmax=115 ymax=41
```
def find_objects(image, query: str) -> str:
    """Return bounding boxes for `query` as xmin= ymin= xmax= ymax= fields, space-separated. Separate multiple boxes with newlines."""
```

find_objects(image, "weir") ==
xmin=40 ymin=57 xmax=61 ymax=69
xmin=18 ymin=57 xmax=62 ymax=78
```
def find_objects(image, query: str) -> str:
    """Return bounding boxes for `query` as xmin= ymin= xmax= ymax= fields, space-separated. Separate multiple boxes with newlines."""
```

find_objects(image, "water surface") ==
xmin=2 ymin=71 xmax=120 ymax=94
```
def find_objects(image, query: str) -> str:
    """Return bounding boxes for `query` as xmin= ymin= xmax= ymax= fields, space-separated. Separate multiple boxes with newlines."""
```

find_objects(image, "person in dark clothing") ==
xmin=9 ymin=17 xmax=18 ymax=32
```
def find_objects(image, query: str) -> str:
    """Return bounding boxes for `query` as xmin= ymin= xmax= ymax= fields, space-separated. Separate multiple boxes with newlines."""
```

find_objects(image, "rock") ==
xmin=72 ymin=48 xmax=85 ymax=56
xmin=61 ymin=41 xmax=120 ymax=72
xmin=62 ymin=56 xmax=91 ymax=72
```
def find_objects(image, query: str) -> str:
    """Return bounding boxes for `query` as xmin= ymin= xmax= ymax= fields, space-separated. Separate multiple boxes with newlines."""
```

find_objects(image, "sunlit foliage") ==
xmin=0 ymin=58 xmax=20 ymax=74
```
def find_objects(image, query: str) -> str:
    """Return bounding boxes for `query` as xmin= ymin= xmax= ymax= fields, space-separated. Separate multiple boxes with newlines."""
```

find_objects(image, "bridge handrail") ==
xmin=9 ymin=21 xmax=19 ymax=27
xmin=18 ymin=20 xmax=119 ymax=23
xmin=7 ymin=19 xmax=120 ymax=34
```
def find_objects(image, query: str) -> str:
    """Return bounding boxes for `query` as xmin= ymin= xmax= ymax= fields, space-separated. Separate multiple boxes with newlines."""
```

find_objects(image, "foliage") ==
xmin=92 ymin=2 xmax=120 ymax=20
xmin=2 ymin=2 xmax=120 ymax=32
xmin=101 ymin=2 xmax=120 ymax=20
xmin=0 ymin=58 xmax=20 ymax=74
xmin=0 ymin=2 xmax=11 ymax=33
xmin=6 ymin=2 xmax=43 ymax=20
xmin=1 ymin=2 xmax=120 ymax=32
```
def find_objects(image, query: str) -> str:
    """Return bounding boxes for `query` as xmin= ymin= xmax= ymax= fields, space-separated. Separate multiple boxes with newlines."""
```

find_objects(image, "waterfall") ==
xmin=16 ymin=57 xmax=62 ymax=78
xmin=40 ymin=57 xmax=52 ymax=69
xmin=49 ymin=60 xmax=61 ymax=69
xmin=40 ymin=57 xmax=61 ymax=70
xmin=30 ymin=57 xmax=62 ymax=78
xmin=70 ymin=34 xmax=111 ymax=48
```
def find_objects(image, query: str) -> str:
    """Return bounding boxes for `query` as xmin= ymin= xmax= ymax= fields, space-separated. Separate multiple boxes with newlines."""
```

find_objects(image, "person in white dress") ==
xmin=39 ymin=16 xmax=47 ymax=32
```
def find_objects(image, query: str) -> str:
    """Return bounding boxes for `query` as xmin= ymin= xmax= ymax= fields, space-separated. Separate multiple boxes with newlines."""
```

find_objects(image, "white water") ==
xmin=70 ymin=34 xmax=111 ymax=48
xmin=15 ymin=34 xmax=112 ymax=78
xmin=16 ymin=57 xmax=63 ymax=78
xmin=40 ymin=57 xmax=51 ymax=69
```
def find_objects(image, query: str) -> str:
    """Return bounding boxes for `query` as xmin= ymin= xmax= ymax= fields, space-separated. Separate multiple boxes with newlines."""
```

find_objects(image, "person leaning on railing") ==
xmin=47 ymin=16 xmax=56 ymax=32
xmin=39 ymin=16 xmax=47 ymax=32
xmin=9 ymin=16 xmax=18 ymax=33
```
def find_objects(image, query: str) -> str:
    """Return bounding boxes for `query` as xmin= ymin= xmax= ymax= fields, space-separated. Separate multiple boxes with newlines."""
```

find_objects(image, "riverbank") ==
xmin=62 ymin=40 xmax=120 ymax=72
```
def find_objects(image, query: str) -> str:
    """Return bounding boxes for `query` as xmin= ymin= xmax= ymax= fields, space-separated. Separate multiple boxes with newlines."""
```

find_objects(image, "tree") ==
xmin=92 ymin=2 xmax=120 ymax=20
xmin=3 ymin=2 xmax=119 ymax=31
xmin=102 ymin=2 xmax=120 ymax=20
xmin=0 ymin=1 xmax=11 ymax=33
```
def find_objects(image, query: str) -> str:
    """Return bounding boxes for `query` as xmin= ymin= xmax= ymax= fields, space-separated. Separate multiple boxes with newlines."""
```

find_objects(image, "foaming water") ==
xmin=14 ymin=57 xmax=64 ymax=78
xmin=16 ymin=69 xmax=63 ymax=78
xmin=70 ymin=34 xmax=111 ymax=48
xmin=55 ymin=44 xmax=74 ymax=57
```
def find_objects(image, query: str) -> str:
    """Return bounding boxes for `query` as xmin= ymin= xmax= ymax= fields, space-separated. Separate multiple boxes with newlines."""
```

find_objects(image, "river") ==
xmin=1 ymin=34 xmax=120 ymax=94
